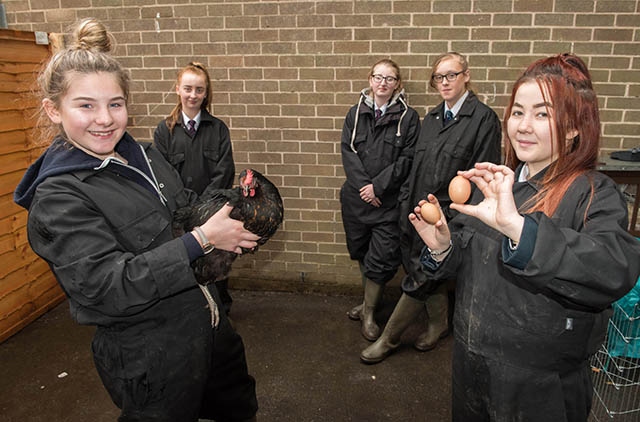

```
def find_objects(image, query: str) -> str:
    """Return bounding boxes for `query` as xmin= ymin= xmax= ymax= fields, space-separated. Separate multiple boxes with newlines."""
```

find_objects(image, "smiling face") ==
xmin=176 ymin=70 xmax=207 ymax=119
xmin=43 ymin=71 xmax=127 ymax=160
xmin=432 ymin=58 xmax=470 ymax=108
xmin=369 ymin=63 xmax=399 ymax=107
xmin=507 ymin=80 xmax=561 ymax=177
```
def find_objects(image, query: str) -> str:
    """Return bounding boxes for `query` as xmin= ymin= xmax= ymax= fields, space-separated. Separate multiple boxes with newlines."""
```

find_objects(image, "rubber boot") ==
xmin=360 ymin=279 xmax=383 ymax=341
xmin=360 ymin=293 xmax=424 ymax=364
xmin=347 ymin=262 xmax=367 ymax=321
xmin=414 ymin=284 xmax=449 ymax=351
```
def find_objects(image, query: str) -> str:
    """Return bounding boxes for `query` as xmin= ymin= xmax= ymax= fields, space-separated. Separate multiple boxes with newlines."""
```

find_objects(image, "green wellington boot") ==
xmin=347 ymin=262 xmax=368 ymax=321
xmin=360 ymin=293 xmax=424 ymax=364
xmin=360 ymin=279 xmax=383 ymax=341
xmin=414 ymin=285 xmax=449 ymax=351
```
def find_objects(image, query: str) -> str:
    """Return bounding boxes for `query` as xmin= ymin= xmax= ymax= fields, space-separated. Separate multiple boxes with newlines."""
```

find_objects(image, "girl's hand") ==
xmin=450 ymin=163 xmax=524 ymax=242
xmin=199 ymin=205 xmax=259 ymax=254
xmin=359 ymin=184 xmax=381 ymax=207
xmin=408 ymin=195 xmax=451 ymax=251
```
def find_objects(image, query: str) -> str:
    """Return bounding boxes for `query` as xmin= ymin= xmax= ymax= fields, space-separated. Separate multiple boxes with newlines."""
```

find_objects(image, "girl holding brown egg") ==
xmin=410 ymin=53 xmax=640 ymax=421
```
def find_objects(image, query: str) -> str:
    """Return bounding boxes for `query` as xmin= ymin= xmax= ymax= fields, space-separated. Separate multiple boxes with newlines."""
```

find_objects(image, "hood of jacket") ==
xmin=14 ymin=132 xmax=150 ymax=210
xmin=349 ymin=88 xmax=409 ymax=153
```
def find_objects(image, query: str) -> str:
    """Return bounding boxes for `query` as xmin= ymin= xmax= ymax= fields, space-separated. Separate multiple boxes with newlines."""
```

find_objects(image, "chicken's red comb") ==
xmin=243 ymin=169 xmax=254 ymax=185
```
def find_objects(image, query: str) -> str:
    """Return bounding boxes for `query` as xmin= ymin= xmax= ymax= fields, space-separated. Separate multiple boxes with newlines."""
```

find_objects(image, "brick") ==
xmin=316 ymin=1 xmax=353 ymax=14
xmin=297 ymin=42 xmax=333 ymax=54
xmin=555 ymin=1 xmax=595 ymax=12
xmin=225 ymin=16 xmax=259 ymax=29
xmin=433 ymin=0 xmax=472 ymax=12
xmin=594 ymin=29 xmax=634 ymax=42
xmin=207 ymin=3 xmax=243 ymax=17
xmin=472 ymin=28 xmax=510 ymax=40
xmin=603 ymin=123 xmax=640 ymax=136
xmin=280 ymin=29 xmax=315 ymax=42
xmin=453 ymin=14 xmax=492 ymax=27
xmin=335 ymin=15 xmax=372 ymax=28
xmin=372 ymin=14 xmax=411 ymax=27
xmin=613 ymin=43 xmax=640 ymax=55
xmin=14 ymin=12 xmax=45 ymax=24
xmin=550 ymin=28 xmax=592 ymax=41
xmin=573 ymin=42 xmax=614 ymax=55
xmin=616 ymin=14 xmax=640 ymax=27
xmin=431 ymin=27 xmax=470 ymax=40
xmin=512 ymin=28 xmax=551 ymax=41
xmin=492 ymin=41 xmax=531 ymax=53
xmin=472 ymin=1 xmax=513 ymax=12
xmin=297 ymin=14 xmax=333 ymax=28
xmin=533 ymin=13 xmax=572 ymax=26
xmin=413 ymin=13 xmax=451 ymax=27
xmin=243 ymin=29 xmax=278 ymax=42
xmin=596 ymin=0 xmax=637 ymax=12
xmin=576 ymin=13 xmax=615 ymax=26
xmin=44 ymin=9 xmax=76 ymax=23
xmin=243 ymin=3 xmax=278 ymax=16
xmin=514 ymin=0 xmax=553 ymax=12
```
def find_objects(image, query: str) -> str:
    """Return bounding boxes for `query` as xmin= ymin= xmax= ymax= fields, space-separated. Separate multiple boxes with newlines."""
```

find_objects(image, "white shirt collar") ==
xmin=518 ymin=164 xmax=530 ymax=182
xmin=445 ymin=90 xmax=469 ymax=117
xmin=182 ymin=111 xmax=201 ymax=128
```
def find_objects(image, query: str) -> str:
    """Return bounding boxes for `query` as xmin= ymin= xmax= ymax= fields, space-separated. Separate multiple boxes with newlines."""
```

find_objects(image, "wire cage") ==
xmin=589 ymin=291 xmax=640 ymax=421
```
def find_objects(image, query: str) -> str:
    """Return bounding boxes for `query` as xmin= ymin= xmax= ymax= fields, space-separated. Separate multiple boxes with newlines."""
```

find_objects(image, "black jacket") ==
xmin=14 ymin=134 xmax=206 ymax=327
xmin=340 ymin=88 xmax=420 ymax=213
xmin=400 ymin=91 xmax=502 ymax=294
xmin=154 ymin=109 xmax=235 ymax=196
xmin=423 ymin=166 xmax=640 ymax=370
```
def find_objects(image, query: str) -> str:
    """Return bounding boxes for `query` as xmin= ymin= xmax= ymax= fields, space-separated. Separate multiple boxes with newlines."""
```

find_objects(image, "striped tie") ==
xmin=445 ymin=110 xmax=454 ymax=123
xmin=187 ymin=119 xmax=196 ymax=137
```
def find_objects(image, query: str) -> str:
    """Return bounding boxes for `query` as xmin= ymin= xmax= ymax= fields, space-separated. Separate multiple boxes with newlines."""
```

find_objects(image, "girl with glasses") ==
xmin=340 ymin=59 xmax=421 ymax=342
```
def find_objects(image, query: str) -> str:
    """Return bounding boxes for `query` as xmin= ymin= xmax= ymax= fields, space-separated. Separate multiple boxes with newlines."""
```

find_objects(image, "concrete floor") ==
xmin=0 ymin=289 xmax=452 ymax=422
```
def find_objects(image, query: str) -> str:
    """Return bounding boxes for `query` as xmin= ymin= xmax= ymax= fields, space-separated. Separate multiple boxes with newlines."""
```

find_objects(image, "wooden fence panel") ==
xmin=0 ymin=29 xmax=62 ymax=343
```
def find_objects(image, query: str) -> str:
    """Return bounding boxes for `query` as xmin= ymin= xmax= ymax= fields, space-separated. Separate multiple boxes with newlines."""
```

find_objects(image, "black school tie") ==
xmin=375 ymin=109 xmax=382 ymax=120
xmin=445 ymin=110 xmax=454 ymax=123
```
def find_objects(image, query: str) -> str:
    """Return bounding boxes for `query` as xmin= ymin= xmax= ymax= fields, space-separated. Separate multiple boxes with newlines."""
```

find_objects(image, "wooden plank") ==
xmin=0 ymin=257 xmax=51 ymax=300
xmin=0 ymin=110 xmax=32 ymax=132
xmin=0 ymin=28 xmax=39 ymax=44
xmin=0 ymin=151 xmax=33 ymax=176
xmin=0 ymin=283 xmax=64 ymax=343
xmin=0 ymin=195 xmax=25 ymax=221
xmin=0 ymin=38 xmax=50 ymax=65
xmin=0 ymin=130 xmax=28 ymax=154
xmin=0 ymin=62 xmax=47 ymax=75
xmin=0 ymin=91 xmax=39 ymax=113
xmin=0 ymin=169 xmax=28 ymax=197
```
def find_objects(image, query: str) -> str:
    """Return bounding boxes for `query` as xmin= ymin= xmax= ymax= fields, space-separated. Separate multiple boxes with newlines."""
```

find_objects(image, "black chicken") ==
xmin=173 ymin=168 xmax=284 ymax=326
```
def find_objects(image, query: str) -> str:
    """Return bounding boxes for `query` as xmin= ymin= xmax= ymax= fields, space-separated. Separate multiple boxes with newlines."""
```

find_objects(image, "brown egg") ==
xmin=448 ymin=175 xmax=471 ymax=204
xmin=420 ymin=202 xmax=440 ymax=224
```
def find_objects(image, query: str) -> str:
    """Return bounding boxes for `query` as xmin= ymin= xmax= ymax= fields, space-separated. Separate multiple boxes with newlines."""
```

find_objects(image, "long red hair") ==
xmin=504 ymin=53 xmax=600 ymax=217
xmin=165 ymin=62 xmax=212 ymax=132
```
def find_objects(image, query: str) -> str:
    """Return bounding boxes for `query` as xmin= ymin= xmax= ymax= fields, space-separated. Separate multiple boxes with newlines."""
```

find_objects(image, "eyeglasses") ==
xmin=371 ymin=74 xmax=398 ymax=84
xmin=431 ymin=70 xmax=466 ymax=84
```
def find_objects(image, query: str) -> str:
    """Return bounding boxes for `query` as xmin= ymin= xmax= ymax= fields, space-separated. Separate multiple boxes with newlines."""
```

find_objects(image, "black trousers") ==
xmin=92 ymin=287 xmax=257 ymax=422
xmin=452 ymin=340 xmax=592 ymax=422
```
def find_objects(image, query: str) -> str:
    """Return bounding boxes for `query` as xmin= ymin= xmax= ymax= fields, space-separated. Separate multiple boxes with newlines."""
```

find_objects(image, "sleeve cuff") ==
xmin=420 ymin=245 xmax=445 ymax=271
xmin=181 ymin=232 xmax=204 ymax=262
xmin=502 ymin=214 xmax=538 ymax=270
